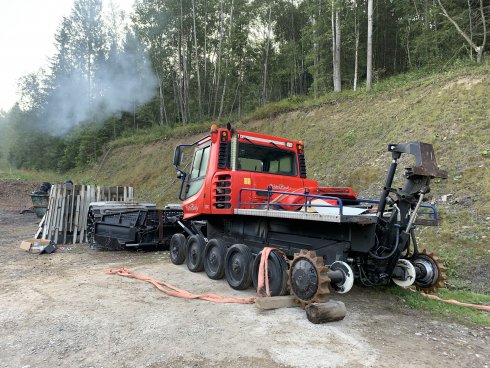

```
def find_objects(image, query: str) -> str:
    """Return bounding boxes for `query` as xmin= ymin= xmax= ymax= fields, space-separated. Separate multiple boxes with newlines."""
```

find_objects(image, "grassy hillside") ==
xmin=66 ymin=65 xmax=489 ymax=294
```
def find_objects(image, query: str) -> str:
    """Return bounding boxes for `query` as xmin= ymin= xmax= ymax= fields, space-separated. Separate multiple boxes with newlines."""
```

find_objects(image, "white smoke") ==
xmin=43 ymin=45 xmax=157 ymax=136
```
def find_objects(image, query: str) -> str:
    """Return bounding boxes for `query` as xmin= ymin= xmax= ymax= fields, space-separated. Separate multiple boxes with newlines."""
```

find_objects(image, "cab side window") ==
xmin=186 ymin=145 xmax=211 ymax=198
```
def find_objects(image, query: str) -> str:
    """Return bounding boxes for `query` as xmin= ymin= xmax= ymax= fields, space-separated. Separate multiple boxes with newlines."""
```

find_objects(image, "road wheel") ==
xmin=204 ymin=239 xmax=226 ymax=280
xmin=225 ymin=244 xmax=253 ymax=290
xmin=169 ymin=233 xmax=186 ymax=265
xmin=252 ymin=249 xmax=289 ymax=296
xmin=186 ymin=235 xmax=205 ymax=272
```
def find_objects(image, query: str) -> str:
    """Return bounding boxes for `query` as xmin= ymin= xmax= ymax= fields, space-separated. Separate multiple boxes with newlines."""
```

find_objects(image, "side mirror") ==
xmin=173 ymin=146 xmax=183 ymax=167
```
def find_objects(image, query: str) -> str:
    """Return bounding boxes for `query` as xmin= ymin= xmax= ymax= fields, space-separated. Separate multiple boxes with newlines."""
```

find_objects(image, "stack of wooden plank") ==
xmin=35 ymin=184 xmax=134 ymax=244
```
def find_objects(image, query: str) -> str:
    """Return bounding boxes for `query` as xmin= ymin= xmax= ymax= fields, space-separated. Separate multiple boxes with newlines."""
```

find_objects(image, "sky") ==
xmin=0 ymin=0 xmax=134 ymax=112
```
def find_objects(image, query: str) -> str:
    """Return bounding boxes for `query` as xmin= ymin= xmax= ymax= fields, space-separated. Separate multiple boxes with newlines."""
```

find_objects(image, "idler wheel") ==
xmin=170 ymin=233 xmax=186 ymax=265
xmin=329 ymin=261 xmax=354 ymax=294
xmin=392 ymin=259 xmax=416 ymax=288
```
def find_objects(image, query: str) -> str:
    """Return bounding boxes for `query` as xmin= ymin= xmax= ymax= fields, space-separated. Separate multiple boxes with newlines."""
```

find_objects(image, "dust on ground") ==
xmin=0 ymin=180 xmax=489 ymax=368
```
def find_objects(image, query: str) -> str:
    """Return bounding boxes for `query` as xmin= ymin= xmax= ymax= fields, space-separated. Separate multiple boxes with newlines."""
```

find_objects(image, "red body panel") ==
xmin=181 ymin=128 xmax=357 ymax=220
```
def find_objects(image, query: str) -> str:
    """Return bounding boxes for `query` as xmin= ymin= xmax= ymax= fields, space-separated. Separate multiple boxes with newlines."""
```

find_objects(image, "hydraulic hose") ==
xmin=369 ymin=226 xmax=400 ymax=260
xmin=369 ymin=205 xmax=401 ymax=260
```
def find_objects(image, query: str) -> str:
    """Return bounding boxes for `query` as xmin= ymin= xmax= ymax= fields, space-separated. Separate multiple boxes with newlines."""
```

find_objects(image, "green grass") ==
xmin=242 ymin=62 xmax=490 ymax=123
xmin=0 ymin=169 xmax=65 ymax=183
xmin=384 ymin=287 xmax=490 ymax=326
xmin=108 ymin=121 xmax=220 ymax=149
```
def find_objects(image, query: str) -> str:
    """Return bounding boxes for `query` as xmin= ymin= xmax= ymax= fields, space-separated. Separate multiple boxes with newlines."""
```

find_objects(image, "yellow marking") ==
xmin=244 ymin=178 xmax=251 ymax=185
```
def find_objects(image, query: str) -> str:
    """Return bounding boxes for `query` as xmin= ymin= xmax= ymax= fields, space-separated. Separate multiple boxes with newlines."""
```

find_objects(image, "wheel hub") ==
xmin=171 ymin=245 xmax=178 ymax=256
xmin=288 ymin=250 xmax=330 ymax=308
xmin=232 ymin=257 xmax=241 ymax=274
xmin=191 ymin=247 xmax=197 ymax=259
xmin=291 ymin=259 xmax=318 ymax=300
xmin=413 ymin=258 xmax=436 ymax=286
xmin=411 ymin=249 xmax=447 ymax=293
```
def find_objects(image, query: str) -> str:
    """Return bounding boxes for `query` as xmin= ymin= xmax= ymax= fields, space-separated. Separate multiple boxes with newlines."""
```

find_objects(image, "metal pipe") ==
xmin=327 ymin=269 xmax=345 ymax=284
xmin=405 ymin=193 xmax=424 ymax=234
xmin=377 ymin=151 xmax=401 ymax=218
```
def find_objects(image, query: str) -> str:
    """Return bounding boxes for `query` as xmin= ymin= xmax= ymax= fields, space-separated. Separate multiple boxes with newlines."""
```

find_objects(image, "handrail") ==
xmin=237 ymin=188 xmax=439 ymax=223
xmin=356 ymin=198 xmax=438 ymax=224
xmin=238 ymin=187 xmax=346 ymax=215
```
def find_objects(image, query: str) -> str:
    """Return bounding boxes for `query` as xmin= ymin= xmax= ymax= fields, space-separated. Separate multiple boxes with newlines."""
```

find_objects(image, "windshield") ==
xmin=237 ymin=142 xmax=297 ymax=176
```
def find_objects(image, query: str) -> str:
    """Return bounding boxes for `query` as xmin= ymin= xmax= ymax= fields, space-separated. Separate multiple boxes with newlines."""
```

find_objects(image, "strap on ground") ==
xmin=410 ymin=288 xmax=490 ymax=312
xmin=106 ymin=268 xmax=256 ymax=304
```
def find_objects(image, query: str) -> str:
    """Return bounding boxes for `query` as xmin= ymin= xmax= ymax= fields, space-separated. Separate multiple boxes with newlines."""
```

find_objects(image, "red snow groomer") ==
xmin=170 ymin=124 xmax=448 ymax=306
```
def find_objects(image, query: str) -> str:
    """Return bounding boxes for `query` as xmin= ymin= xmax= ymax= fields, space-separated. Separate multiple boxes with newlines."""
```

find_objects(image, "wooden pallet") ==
xmin=36 ymin=184 xmax=134 ymax=244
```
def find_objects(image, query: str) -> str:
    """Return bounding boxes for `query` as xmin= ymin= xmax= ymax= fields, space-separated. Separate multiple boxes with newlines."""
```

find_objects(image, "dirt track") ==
xmin=0 ymin=181 xmax=489 ymax=368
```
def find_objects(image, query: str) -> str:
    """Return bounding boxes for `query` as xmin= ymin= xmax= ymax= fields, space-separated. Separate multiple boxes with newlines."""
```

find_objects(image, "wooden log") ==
xmin=255 ymin=295 xmax=297 ymax=310
xmin=73 ymin=194 xmax=81 ymax=244
xmin=305 ymin=301 xmax=347 ymax=324
xmin=35 ymin=214 xmax=46 ymax=239
xmin=60 ymin=184 xmax=67 ymax=244
xmin=51 ymin=187 xmax=62 ymax=243
xmin=79 ymin=186 xmax=87 ymax=243
xmin=68 ymin=185 xmax=75 ymax=233
xmin=42 ymin=185 xmax=56 ymax=239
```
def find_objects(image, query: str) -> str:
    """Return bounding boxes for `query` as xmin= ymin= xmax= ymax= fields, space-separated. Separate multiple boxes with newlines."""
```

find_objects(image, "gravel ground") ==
xmin=0 ymin=180 xmax=489 ymax=368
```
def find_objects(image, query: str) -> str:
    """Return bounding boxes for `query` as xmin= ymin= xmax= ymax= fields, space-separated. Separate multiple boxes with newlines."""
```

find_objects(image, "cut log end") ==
xmin=305 ymin=300 xmax=347 ymax=324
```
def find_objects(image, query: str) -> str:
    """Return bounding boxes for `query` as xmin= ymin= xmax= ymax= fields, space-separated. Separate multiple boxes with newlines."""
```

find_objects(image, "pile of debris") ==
xmin=34 ymin=183 xmax=134 ymax=244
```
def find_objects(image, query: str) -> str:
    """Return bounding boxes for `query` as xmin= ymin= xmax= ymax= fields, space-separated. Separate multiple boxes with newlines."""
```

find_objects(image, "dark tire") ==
xmin=204 ymin=239 xmax=226 ymax=280
xmin=225 ymin=244 xmax=253 ymax=290
xmin=170 ymin=233 xmax=186 ymax=265
xmin=186 ymin=235 xmax=205 ymax=272
xmin=252 ymin=250 xmax=289 ymax=296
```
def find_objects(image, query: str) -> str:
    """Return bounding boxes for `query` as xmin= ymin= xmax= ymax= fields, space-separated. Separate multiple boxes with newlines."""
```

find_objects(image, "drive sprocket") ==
xmin=411 ymin=249 xmax=447 ymax=293
xmin=288 ymin=249 xmax=330 ymax=308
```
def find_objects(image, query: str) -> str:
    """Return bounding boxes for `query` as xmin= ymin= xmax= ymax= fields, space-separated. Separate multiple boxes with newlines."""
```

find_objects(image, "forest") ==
xmin=0 ymin=0 xmax=488 ymax=172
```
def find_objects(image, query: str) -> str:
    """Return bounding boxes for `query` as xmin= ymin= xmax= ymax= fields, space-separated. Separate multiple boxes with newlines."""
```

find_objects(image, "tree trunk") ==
xmin=203 ymin=0 xmax=209 ymax=116
xmin=331 ymin=3 xmax=335 ymax=90
xmin=157 ymin=74 xmax=168 ymax=126
xmin=290 ymin=0 xmax=297 ymax=96
xmin=213 ymin=0 xmax=225 ymax=117
xmin=332 ymin=1 xmax=341 ymax=93
xmin=312 ymin=3 xmax=319 ymax=99
xmin=191 ymin=0 xmax=202 ymax=118
xmin=406 ymin=20 xmax=413 ymax=69
xmin=366 ymin=0 xmax=373 ymax=92
xmin=178 ymin=0 xmax=187 ymax=124
xmin=219 ymin=0 xmax=234 ymax=120
xmin=353 ymin=0 xmax=359 ymax=91
xmin=262 ymin=6 xmax=272 ymax=105
xmin=478 ymin=0 xmax=486 ymax=64
xmin=437 ymin=0 xmax=486 ymax=64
